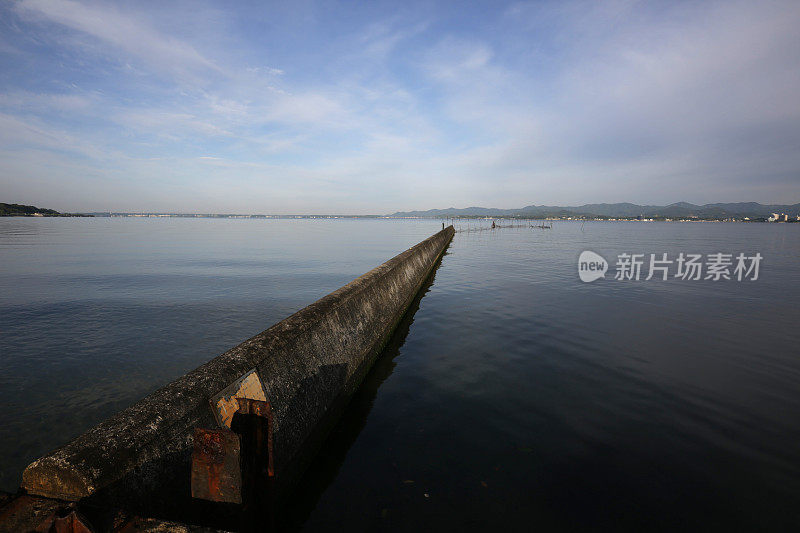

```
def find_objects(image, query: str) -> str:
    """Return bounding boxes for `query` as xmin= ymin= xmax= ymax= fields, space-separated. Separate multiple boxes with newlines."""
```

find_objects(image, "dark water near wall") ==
xmin=1 ymin=218 xmax=799 ymax=530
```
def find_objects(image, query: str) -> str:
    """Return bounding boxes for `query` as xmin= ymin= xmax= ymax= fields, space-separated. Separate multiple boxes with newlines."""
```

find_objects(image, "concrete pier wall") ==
xmin=21 ymin=226 xmax=454 ymax=508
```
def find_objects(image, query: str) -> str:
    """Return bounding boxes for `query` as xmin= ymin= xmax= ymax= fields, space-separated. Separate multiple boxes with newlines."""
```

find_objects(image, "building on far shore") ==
xmin=768 ymin=212 xmax=797 ymax=222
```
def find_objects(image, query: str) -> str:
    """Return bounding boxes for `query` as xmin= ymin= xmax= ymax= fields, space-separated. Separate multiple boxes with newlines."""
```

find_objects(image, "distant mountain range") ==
xmin=4 ymin=201 xmax=799 ymax=220
xmin=390 ymin=202 xmax=800 ymax=219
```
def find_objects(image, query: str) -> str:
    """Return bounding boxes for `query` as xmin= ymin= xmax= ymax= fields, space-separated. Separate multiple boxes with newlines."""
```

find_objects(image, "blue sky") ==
xmin=1 ymin=0 xmax=798 ymax=213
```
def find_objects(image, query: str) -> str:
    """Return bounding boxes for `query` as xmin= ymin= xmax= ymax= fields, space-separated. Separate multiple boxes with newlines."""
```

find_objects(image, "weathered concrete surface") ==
xmin=21 ymin=226 xmax=454 ymax=511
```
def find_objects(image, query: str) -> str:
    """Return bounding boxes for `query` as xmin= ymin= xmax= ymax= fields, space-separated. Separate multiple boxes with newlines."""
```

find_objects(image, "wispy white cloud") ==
xmin=245 ymin=66 xmax=284 ymax=76
xmin=15 ymin=0 xmax=222 ymax=80
xmin=1 ymin=0 xmax=798 ymax=212
xmin=0 ymin=91 xmax=93 ymax=112
xmin=357 ymin=19 xmax=430 ymax=62
xmin=410 ymin=0 xmax=800 ymax=205
xmin=113 ymin=109 xmax=234 ymax=139
xmin=0 ymin=112 xmax=118 ymax=160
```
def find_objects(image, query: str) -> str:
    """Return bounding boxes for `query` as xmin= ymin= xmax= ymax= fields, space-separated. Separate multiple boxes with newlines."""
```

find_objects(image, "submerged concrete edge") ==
xmin=21 ymin=226 xmax=454 ymax=507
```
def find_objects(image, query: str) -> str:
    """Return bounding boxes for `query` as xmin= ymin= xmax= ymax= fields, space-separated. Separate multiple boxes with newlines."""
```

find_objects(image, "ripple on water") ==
xmin=2 ymin=219 xmax=800 ymax=530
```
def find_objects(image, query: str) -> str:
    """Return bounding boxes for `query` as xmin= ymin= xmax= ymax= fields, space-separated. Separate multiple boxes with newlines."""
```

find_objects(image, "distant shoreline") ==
xmin=3 ymin=213 xmax=798 ymax=223
xmin=0 ymin=213 xmax=94 ymax=217
xmin=391 ymin=201 xmax=800 ymax=222
xmin=4 ymin=199 xmax=799 ymax=223
xmin=0 ymin=203 xmax=92 ymax=217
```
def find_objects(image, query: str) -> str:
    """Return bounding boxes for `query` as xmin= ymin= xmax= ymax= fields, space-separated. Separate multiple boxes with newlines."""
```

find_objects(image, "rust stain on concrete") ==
xmin=210 ymin=369 xmax=267 ymax=429
xmin=190 ymin=428 xmax=242 ymax=504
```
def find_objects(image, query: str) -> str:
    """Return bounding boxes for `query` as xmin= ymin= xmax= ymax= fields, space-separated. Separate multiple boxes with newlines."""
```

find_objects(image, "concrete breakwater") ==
xmin=20 ymin=226 xmax=454 ymax=512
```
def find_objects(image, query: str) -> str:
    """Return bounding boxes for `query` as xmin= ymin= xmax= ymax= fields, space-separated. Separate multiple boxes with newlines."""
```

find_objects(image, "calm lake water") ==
xmin=1 ymin=218 xmax=799 ymax=530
